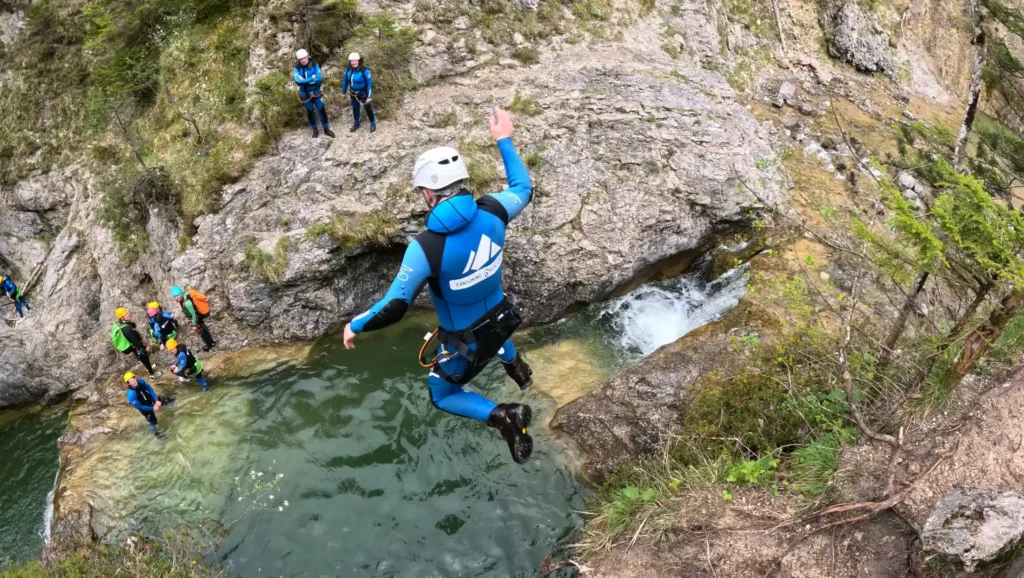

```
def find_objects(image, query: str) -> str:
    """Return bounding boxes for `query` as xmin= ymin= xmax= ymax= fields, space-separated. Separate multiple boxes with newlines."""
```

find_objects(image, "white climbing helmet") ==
xmin=296 ymin=49 xmax=309 ymax=60
xmin=348 ymin=52 xmax=361 ymax=61
xmin=412 ymin=147 xmax=469 ymax=190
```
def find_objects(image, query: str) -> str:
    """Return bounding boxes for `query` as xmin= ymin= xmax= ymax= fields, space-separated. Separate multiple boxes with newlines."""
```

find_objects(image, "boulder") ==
xmin=922 ymin=489 xmax=1024 ymax=572
xmin=821 ymin=0 xmax=893 ymax=74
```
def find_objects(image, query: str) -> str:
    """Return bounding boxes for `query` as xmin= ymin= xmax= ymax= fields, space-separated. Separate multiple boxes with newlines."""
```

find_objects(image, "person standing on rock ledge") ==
xmin=342 ymin=108 xmax=536 ymax=464
xmin=341 ymin=52 xmax=376 ymax=134
xmin=294 ymin=49 xmax=335 ymax=139
xmin=2 ymin=273 xmax=31 ymax=322
xmin=124 ymin=372 xmax=174 ymax=439
xmin=171 ymin=286 xmax=216 ymax=352
xmin=111 ymin=308 xmax=161 ymax=378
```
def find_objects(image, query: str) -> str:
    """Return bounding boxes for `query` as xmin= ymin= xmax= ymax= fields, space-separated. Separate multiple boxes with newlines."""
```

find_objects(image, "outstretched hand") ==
xmin=489 ymin=108 xmax=514 ymax=141
xmin=343 ymin=323 xmax=357 ymax=350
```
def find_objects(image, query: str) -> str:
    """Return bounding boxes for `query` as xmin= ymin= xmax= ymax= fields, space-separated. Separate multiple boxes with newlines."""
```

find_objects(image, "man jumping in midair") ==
xmin=343 ymin=108 xmax=536 ymax=463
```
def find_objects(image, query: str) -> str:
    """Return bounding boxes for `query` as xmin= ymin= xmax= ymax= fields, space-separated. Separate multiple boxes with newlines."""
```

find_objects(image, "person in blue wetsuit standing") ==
xmin=341 ymin=52 xmax=376 ymax=134
xmin=2 ymin=273 xmax=31 ymax=321
xmin=294 ymin=49 xmax=335 ymax=139
xmin=124 ymin=372 xmax=174 ymax=438
xmin=343 ymin=108 xmax=536 ymax=463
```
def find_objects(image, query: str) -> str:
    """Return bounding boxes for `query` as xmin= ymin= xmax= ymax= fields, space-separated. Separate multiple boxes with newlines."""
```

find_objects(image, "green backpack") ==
xmin=110 ymin=323 xmax=132 ymax=353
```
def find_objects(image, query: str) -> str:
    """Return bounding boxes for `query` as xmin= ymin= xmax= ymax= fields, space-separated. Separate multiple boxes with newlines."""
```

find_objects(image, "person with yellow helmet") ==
xmin=124 ymin=371 xmax=173 ymax=438
xmin=110 ymin=308 xmax=161 ymax=378
xmin=167 ymin=338 xmax=210 ymax=391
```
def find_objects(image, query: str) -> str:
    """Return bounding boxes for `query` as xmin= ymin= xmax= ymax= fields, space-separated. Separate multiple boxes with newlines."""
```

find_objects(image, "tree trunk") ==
xmin=113 ymin=108 xmax=147 ymax=169
xmin=951 ymin=288 xmax=1024 ymax=377
xmin=880 ymin=271 xmax=930 ymax=368
xmin=909 ymin=281 xmax=992 ymax=392
xmin=953 ymin=0 xmax=986 ymax=168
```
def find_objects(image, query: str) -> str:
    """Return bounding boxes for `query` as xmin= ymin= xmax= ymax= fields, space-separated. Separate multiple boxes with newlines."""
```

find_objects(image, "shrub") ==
xmin=511 ymin=46 xmax=540 ymax=64
xmin=251 ymin=72 xmax=308 ymax=135
xmin=509 ymin=92 xmax=543 ymax=117
xmin=290 ymin=0 xmax=361 ymax=58
xmin=96 ymin=166 xmax=178 ymax=264
xmin=324 ymin=211 xmax=399 ymax=250
xmin=243 ymin=236 xmax=291 ymax=283
xmin=432 ymin=110 xmax=458 ymax=128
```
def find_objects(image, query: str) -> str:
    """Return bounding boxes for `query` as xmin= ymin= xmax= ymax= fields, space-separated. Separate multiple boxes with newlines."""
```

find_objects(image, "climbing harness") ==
xmin=297 ymin=90 xmax=325 ymax=104
xmin=420 ymin=298 xmax=523 ymax=385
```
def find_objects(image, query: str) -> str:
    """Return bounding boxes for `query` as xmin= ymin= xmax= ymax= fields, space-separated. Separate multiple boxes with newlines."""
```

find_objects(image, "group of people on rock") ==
xmin=294 ymin=49 xmax=377 ymax=139
xmin=8 ymin=103 xmax=541 ymax=462
xmin=112 ymin=286 xmax=216 ymax=437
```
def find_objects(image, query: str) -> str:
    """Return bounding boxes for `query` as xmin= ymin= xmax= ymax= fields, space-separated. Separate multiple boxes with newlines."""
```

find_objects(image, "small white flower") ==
xmin=238 ymin=497 xmax=243 ymax=502
xmin=258 ymin=472 xmax=264 ymax=477
xmin=278 ymin=506 xmax=283 ymax=512
xmin=269 ymin=495 xmax=275 ymax=501
xmin=277 ymin=473 xmax=284 ymax=479
xmin=283 ymin=500 xmax=289 ymax=507
xmin=250 ymin=470 xmax=255 ymax=476
xmin=235 ymin=477 xmax=239 ymax=482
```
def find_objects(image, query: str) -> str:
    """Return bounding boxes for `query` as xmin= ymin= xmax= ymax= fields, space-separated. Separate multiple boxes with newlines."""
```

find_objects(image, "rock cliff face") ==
xmin=0 ymin=2 xmax=784 ymax=407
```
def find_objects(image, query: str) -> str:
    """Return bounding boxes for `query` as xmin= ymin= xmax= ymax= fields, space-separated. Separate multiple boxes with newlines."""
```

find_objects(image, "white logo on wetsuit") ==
xmin=450 ymin=234 xmax=503 ymax=291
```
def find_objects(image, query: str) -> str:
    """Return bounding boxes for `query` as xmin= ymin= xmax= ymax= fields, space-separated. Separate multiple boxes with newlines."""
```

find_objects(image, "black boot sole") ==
xmin=502 ymin=405 xmax=533 ymax=464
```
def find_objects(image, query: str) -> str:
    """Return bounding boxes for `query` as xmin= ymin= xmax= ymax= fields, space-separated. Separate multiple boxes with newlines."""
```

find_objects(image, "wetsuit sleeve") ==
xmin=293 ymin=67 xmax=305 ymax=85
xmin=487 ymin=138 xmax=533 ymax=222
xmin=150 ymin=320 xmax=162 ymax=343
xmin=312 ymin=64 xmax=323 ymax=84
xmin=127 ymin=389 xmax=154 ymax=412
xmin=366 ymin=70 xmax=373 ymax=98
xmin=184 ymin=300 xmax=198 ymax=324
xmin=350 ymin=240 xmax=431 ymax=334
xmin=175 ymin=352 xmax=188 ymax=373
xmin=341 ymin=70 xmax=349 ymax=94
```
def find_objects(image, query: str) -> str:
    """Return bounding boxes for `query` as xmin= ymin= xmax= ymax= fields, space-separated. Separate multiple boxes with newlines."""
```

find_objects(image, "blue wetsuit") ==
xmin=127 ymin=379 xmax=160 ymax=432
xmin=342 ymin=65 xmax=375 ymax=128
xmin=148 ymin=311 xmax=177 ymax=345
xmin=175 ymin=347 xmax=208 ymax=390
xmin=294 ymin=60 xmax=330 ymax=130
xmin=2 ymin=275 xmax=30 ymax=318
xmin=350 ymin=138 xmax=532 ymax=422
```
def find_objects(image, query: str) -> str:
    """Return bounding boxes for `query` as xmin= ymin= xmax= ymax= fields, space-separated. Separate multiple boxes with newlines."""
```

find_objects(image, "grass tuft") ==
xmin=511 ymin=46 xmax=540 ymax=64
xmin=243 ymin=236 xmax=291 ymax=283
xmin=509 ymin=92 xmax=543 ymax=117
xmin=432 ymin=111 xmax=458 ymax=129
xmin=313 ymin=211 xmax=399 ymax=250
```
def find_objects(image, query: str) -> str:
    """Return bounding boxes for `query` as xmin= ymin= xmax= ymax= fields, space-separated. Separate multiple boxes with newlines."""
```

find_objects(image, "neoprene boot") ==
xmin=488 ymin=403 xmax=533 ymax=464
xmin=370 ymin=123 xmax=377 ymax=133
xmin=311 ymin=129 xmax=319 ymax=138
xmin=502 ymin=353 xmax=533 ymax=390
xmin=323 ymin=127 xmax=336 ymax=138
xmin=349 ymin=123 xmax=360 ymax=133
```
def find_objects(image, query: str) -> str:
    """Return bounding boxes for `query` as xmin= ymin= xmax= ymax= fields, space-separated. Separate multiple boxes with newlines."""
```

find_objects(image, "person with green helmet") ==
xmin=171 ymin=286 xmax=216 ymax=351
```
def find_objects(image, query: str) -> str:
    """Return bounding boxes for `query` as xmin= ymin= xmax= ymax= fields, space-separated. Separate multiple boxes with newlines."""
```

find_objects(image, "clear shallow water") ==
xmin=0 ymin=267 xmax=748 ymax=576
xmin=0 ymin=408 xmax=67 ymax=562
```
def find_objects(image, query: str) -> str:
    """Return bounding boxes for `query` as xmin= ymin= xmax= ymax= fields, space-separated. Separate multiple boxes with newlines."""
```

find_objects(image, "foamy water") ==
xmin=600 ymin=266 xmax=749 ymax=356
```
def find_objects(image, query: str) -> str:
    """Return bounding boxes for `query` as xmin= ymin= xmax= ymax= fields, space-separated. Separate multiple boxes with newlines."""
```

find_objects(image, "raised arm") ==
xmin=487 ymin=137 xmax=533 ymax=222
xmin=348 ymin=240 xmax=432 ymax=337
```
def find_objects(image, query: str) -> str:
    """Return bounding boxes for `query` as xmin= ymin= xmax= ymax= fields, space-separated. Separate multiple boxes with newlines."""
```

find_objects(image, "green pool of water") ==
xmin=0 ymin=268 xmax=748 ymax=576
xmin=0 ymin=408 xmax=67 ymax=563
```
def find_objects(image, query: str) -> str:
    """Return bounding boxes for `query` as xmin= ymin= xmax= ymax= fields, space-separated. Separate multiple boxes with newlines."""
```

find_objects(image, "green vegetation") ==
xmin=661 ymin=42 xmax=680 ymax=59
xmin=722 ymin=0 xmax=778 ymax=40
xmin=508 ymin=92 xmax=543 ymax=117
xmin=96 ymin=166 xmax=178 ymax=265
xmin=524 ymin=152 xmax=543 ymax=169
xmin=0 ymin=528 xmax=225 ymax=578
xmin=511 ymin=46 xmax=541 ymax=65
xmin=309 ymin=211 xmax=399 ymax=250
xmin=432 ymin=110 xmax=458 ymax=129
xmin=242 ymin=236 xmax=291 ymax=283
xmin=458 ymin=139 xmax=505 ymax=195
xmin=571 ymin=0 xmax=613 ymax=21
xmin=0 ymin=0 xmax=417 ymax=261
xmin=413 ymin=0 xmax=572 ymax=48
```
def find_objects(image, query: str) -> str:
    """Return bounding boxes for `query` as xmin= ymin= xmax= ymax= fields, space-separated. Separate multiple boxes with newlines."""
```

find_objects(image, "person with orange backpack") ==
xmin=171 ymin=286 xmax=216 ymax=351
